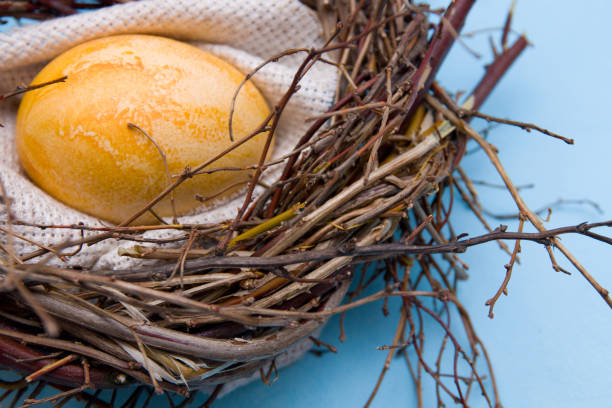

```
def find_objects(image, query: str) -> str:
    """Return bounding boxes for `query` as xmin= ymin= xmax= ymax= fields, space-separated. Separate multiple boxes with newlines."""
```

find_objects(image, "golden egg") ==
xmin=16 ymin=34 xmax=270 ymax=224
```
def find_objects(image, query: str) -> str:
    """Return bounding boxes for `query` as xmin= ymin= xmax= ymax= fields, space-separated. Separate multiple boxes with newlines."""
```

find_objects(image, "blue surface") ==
xmin=4 ymin=1 xmax=612 ymax=407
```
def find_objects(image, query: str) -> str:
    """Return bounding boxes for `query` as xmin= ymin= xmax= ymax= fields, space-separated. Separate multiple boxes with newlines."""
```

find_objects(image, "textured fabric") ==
xmin=0 ymin=0 xmax=338 ymax=269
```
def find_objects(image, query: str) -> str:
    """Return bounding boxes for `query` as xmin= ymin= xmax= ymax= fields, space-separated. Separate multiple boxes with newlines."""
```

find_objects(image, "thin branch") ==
xmin=501 ymin=0 xmax=517 ymax=49
xmin=127 ymin=123 xmax=178 ymax=223
xmin=0 ymin=76 xmax=66 ymax=100
xmin=485 ymin=216 xmax=524 ymax=318
xmin=482 ymin=198 xmax=603 ymax=220
xmin=459 ymin=109 xmax=573 ymax=144
xmin=78 ymin=220 xmax=612 ymax=274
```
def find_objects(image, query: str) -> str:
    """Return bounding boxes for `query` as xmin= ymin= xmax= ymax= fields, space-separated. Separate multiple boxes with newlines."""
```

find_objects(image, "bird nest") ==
xmin=1 ymin=1 xmax=611 ymax=407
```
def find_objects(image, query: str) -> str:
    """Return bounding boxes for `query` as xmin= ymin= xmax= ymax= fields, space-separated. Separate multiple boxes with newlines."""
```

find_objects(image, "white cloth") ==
xmin=0 ymin=0 xmax=338 ymax=269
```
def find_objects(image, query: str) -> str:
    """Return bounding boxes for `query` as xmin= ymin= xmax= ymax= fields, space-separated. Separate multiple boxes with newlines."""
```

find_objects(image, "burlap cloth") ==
xmin=0 ymin=0 xmax=338 ymax=269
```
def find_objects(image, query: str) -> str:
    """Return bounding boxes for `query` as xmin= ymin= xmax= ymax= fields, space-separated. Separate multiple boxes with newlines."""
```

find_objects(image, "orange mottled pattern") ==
xmin=16 ymin=34 xmax=271 ymax=224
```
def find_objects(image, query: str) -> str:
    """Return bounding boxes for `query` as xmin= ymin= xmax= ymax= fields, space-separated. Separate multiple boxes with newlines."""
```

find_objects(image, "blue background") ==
xmin=3 ymin=1 xmax=612 ymax=407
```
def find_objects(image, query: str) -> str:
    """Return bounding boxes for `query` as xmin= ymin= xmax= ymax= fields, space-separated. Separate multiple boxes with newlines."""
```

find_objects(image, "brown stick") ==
xmin=399 ymin=0 xmax=476 ymax=132
xmin=71 ymin=220 xmax=612 ymax=274
xmin=470 ymin=35 xmax=529 ymax=111
xmin=485 ymin=217 xmax=524 ymax=318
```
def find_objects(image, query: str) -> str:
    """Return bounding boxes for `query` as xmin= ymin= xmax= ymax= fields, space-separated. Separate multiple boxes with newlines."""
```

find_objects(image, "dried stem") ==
xmin=459 ymin=109 xmax=574 ymax=144
xmin=485 ymin=216 xmax=524 ymax=318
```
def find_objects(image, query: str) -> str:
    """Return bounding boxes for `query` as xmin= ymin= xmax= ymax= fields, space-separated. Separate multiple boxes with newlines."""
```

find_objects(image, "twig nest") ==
xmin=16 ymin=34 xmax=271 ymax=224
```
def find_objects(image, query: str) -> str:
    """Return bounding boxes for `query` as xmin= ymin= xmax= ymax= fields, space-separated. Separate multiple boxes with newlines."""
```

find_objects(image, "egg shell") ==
xmin=16 ymin=34 xmax=271 ymax=224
